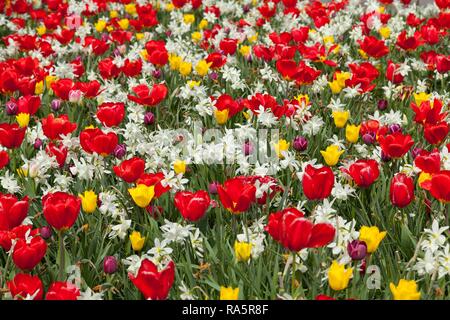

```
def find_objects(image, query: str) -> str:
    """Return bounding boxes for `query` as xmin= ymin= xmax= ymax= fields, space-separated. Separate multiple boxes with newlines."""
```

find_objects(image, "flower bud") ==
xmin=68 ymin=90 xmax=83 ymax=103
xmin=34 ymin=138 xmax=43 ymax=149
xmin=243 ymin=141 xmax=253 ymax=156
xmin=381 ymin=151 xmax=391 ymax=162
xmin=208 ymin=181 xmax=220 ymax=194
xmin=388 ymin=123 xmax=402 ymax=134
xmin=40 ymin=226 xmax=53 ymax=240
xmin=144 ymin=112 xmax=155 ymax=125
xmin=5 ymin=101 xmax=18 ymax=115
xmin=378 ymin=99 xmax=388 ymax=110
xmin=209 ymin=72 xmax=218 ymax=81
xmin=362 ymin=132 xmax=376 ymax=145
xmin=347 ymin=240 xmax=367 ymax=261
xmin=411 ymin=147 xmax=422 ymax=159
xmin=152 ymin=69 xmax=161 ymax=79
xmin=103 ymin=256 xmax=118 ymax=274
xmin=293 ymin=136 xmax=308 ymax=151
xmin=51 ymin=99 xmax=62 ymax=111
xmin=113 ymin=144 xmax=127 ymax=159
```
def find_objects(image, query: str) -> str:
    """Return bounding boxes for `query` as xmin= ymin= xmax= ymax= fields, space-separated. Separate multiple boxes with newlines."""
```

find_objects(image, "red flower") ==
xmin=206 ymin=52 xmax=227 ymax=69
xmin=396 ymin=30 xmax=424 ymax=51
xmin=7 ymin=273 xmax=43 ymax=300
xmin=45 ymin=281 xmax=80 ymax=300
xmin=96 ymin=102 xmax=125 ymax=127
xmin=265 ymin=208 xmax=335 ymax=252
xmin=98 ymin=57 xmax=120 ymax=79
xmin=14 ymin=95 xmax=41 ymax=115
xmin=342 ymin=159 xmax=380 ymax=188
xmin=0 ymin=225 xmax=37 ymax=251
xmin=217 ymin=177 xmax=256 ymax=214
xmin=386 ymin=60 xmax=404 ymax=84
xmin=390 ymin=173 xmax=415 ymax=208
xmin=424 ymin=121 xmax=448 ymax=145
xmin=0 ymin=123 xmax=26 ymax=149
xmin=45 ymin=142 xmax=68 ymax=168
xmin=0 ymin=194 xmax=29 ymax=231
xmin=113 ymin=157 xmax=146 ymax=183
xmin=414 ymin=149 xmax=441 ymax=174
xmin=127 ymin=83 xmax=168 ymax=106
xmin=41 ymin=114 xmax=77 ymax=140
xmin=429 ymin=170 xmax=450 ymax=203
xmin=137 ymin=173 xmax=171 ymax=198
xmin=42 ymin=192 xmax=81 ymax=230
xmin=358 ymin=36 xmax=389 ymax=59
xmin=77 ymin=80 xmax=101 ymax=98
xmin=51 ymin=78 xmax=74 ymax=100
xmin=12 ymin=235 xmax=47 ymax=270
xmin=219 ymin=38 xmax=238 ymax=55
xmin=346 ymin=62 xmax=379 ymax=93
xmin=411 ymin=99 xmax=446 ymax=125
xmin=122 ymin=59 xmax=142 ymax=77
xmin=215 ymin=94 xmax=242 ymax=118
xmin=145 ymin=40 xmax=168 ymax=66
xmin=79 ymin=128 xmax=118 ymax=156
xmin=302 ymin=165 xmax=334 ymax=200
xmin=436 ymin=55 xmax=450 ymax=74
xmin=378 ymin=132 xmax=414 ymax=158
xmin=129 ymin=259 xmax=175 ymax=300
xmin=174 ymin=190 xmax=210 ymax=222
xmin=0 ymin=150 xmax=9 ymax=170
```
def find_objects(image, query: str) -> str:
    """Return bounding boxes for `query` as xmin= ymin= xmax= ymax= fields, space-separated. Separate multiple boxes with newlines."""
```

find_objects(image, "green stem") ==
xmin=58 ymin=230 xmax=65 ymax=281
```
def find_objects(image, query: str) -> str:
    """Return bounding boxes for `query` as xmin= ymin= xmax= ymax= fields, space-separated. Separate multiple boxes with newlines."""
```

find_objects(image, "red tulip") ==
xmin=174 ymin=190 xmax=210 ymax=221
xmin=45 ymin=281 xmax=80 ymax=300
xmin=411 ymin=99 xmax=446 ymax=125
xmin=265 ymin=208 xmax=335 ymax=251
xmin=396 ymin=30 xmax=424 ymax=51
xmin=136 ymin=172 xmax=171 ymax=198
xmin=127 ymin=83 xmax=168 ymax=106
xmin=113 ymin=157 xmax=146 ymax=183
xmin=302 ymin=165 xmax=334 ymax=200
xmin=390 ymin=173 xmax=415 ymax=208
xmin=436 ymin=55 xmax=450 ymax=74
xmin=0 ymin=193 xmax=29 ymax=231
xmin=378 ymin=132 xmax=414 ymax=158
xmin=51 ymin=78 xmax=74 ymax=100
xmin=215 ymin=94 xmax=241 ymax=117
xmin=358 ymin=36 xmax=389 ymax=59
xmin=98 ymin=57 xmax=120 ymax=79
xmin=96 ymin=102 xmax=125 ymax=127
xmin=342 ymin=159 xmax=380 ymax=188
xmin=46 ymin=142 xmax=68 ymax=168
xmin=0 ymin=151 xmax=9 ymax=169
xmin=386 ymin=60 xmax=404 ymax=84
xmin=12 ymin=235 xmax=47 ymax=270
xmin=414 ymin=149 xmax=441 ymax=174
xmin=424 ymin=121 xmax=448 ymax=145
xmin=129 ymin=259 xmax=175 ymax=300
xmin=217 ymin=177 xmax=256 ymax=213
xmin=219 ymin=38 xmax=238 ymax=55
xmin=346 ymin=62 xmax=379 ymax=93
xmin=77 ymin=80 xmax=101 ymax=98
xmin=42 ymin=192 xmax=81 ymax=230
xmin=0 ymin=123 xmax=26 ymax=149
xmin=79 ymin=128 xmax=118 ymax=156
xmin=7 ymin=273 xmax=43 ymax=300
xmin=0 ymin=225 xmax=37 ymax=251
xmin=145 ymin=40 xmax=168 ymax=66
xmin=14 ymin=95 xmax=41 ymax=115
xmin=122 ymin=59 xmax=142 ymax=77
xmin=206 ymin=52 xmax=227 ymax=69
xmin=41 ymin=114 xmax=77 ymax=140
xmin=429 ymin=170 xmax=450 ymax=203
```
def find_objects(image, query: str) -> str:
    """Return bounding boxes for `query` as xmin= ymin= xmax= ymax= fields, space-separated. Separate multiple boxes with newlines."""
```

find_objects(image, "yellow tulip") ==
xmin=413 ymin=92 xmax=431 ymax=107
xmin=345 ymin=124 xmax=361 ymax=143
xmin=183 ymin=14 xmax=195 ymax=24
xmin=359 ymin=226 xmax=386 ymax=253
xmin=109 ymin=10 xmax=118 ymax=18
xmin=35 ymin=81 xmax=44 ymax=95
xmin=16 ymin=113 xmax=30 ymax=128
xmin=329 ymin=80 xmax=343 ymax=94
xmin=95 ymin=20 xmax=107 ymax=32
xmin=173 ymin=160 xmax=186 ymax=175
xmin=118 ymin=19 xmax=129 ymax=30
xmin=390 ymin=279 xmax=421 ymax=300
xmin=128 ymin=184 xmax=155 ymax=208
xmin=125 ymin=4 xmax=137 ymax=15
xmin=332 ymin=110 xmax=350 ymax=128
xmin=198 ymin=19 xmax=208 ymax=30
xmin=79 ymin=190 xmax=98 ymax=214
xmin=129 ymin=231 xmax=145 ymax=251
xmin=36 ymin=24 xmax=46 ymax=36
xmin=215 ymin=109 xmax=229 ymax=125
xmin=220 ymin=286 xmax=239 ymax=300
xmin=239 ymin=45 xmax=251 ymax=57
xmin=191 ymin=31 xmax=202 ymax=43
xmin=45 ymin=75 xmax=57 ymax=88
xmin=335 ymin=72 xmax=350 ymax=88
xmin=320 ymin=145 xmax=344 ymax=166
xmin=274 ymin=139 xmax=290 ymax=159
xmin=169 ymin=54 xmax=182 ymax=70
xmin=178 ymin=61 xmax=192 ymax=76
xmin=135 ymin=33 xmax=144 ymax=41
xmin=195 ymin=60 xmax=211 ymax=77
xmin=234 ymin=241 xmax=252 ymax=262
xmin=328 ymin=260 xmax=353 ymax=291
xmin=379 ymin=26 xmax=391 ymax=39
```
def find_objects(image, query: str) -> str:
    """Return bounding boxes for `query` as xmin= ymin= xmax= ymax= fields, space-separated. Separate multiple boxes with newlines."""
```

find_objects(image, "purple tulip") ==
xmin=103 ymin=256 xmax=118 ymax=274
xmin=347 ymin=240 xmax=367 ymax=261
xmin=293 ymin=136 xmax=308 ymax=151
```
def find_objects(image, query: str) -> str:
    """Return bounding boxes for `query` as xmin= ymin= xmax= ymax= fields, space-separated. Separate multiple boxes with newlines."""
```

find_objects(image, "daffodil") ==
xmin=359 ymin=226 xmax=386 ymax=253
xmin=191 ymin=31 xmax=202 ymax=43
xmin=220 ymin=286 xmax=239 ymax=300
xmin=79 ymin=190 xmax=98 ymax=214
xmin=390 ymin=279 xmax=421 ymax=300
xmin=129 ymin=231 xmax=145 ymax=251
xmin=320 ymin=145 xmax=344 ymax=166
xmin=234 ymin=241 xmax=252 ymax=262
xmin=328 ymin=260 xmax=353 ymax=291
xmin=36 ymin=24 xmax=46 ymax=36
xmin=128 ymin=184 xmax=155 ymax=208
xmin=169 ymin=54 xmax=182 ymax=70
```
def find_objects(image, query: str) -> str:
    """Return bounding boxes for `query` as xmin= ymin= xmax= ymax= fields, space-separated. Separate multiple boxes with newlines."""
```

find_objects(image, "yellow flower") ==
xmin=17 ymin=167 xmax=28 ymax=177
xmin=346 ymin=124 xmax=361 ymax=143
xmin=95 ymin=20 xmax=107 ymax=32
xmin=329 ymin=80 xmax=343 ymax=94
xmin=358 ymin=49 xmax=368 ymax=60
xmin=335 ymin=72 xmax=350 ymax=88
xmin=187 ymin=80 xmax=201 ymax=89
xmin=390 ymin=279 xmax=421 ymax=300
xmin=195 ymin=60 xmax=211 ymax=77
xmin=79 ymin=190 xmax=98 ymax=214
xmin=332 ymin=110 xmax=350 ymax=128
xmin=295 ymin=94 xmax=309 ymax=105
xmin=359 ymin=226 xmax=386 ymax=253
xmin=418 ymin=172 xmax=432 ymax=188
xmin=323 ymin=35 xmax=334 ymax=44
xmin=220 ymin=286 xmax=239 ymax=300
xmin=109 ymin=10 xmax=118 ymax=18
xmin=413 ymin=92 xmax=431 ymax=107
xmin=35 ymin=81 xmax=44 ymax=95
xmin=377 ymin=6 xmax=385 ymax=13
xmin=379 ymin=26 xmax=391 ymax=39
xmin=45 ymin=75 xmax=57 ymax=88
xmin=174 ymin=160 xmax=186 ymax=175
xmin=239 ymin=45 xmax=251 ymax=57
xmin=178 ymin=61 xmax=192 ymax=76
xmin=274 ymin=139 xmax=290 ymax=159
xmin=191 ymin=31 xmax=202 ymax=43
xmin=215 ymin=109 xmax=229 ymax=125
xmin=320 ymin=145 xmax=344 ymax=166
xmin=234 ymin=241 xmax=252 ymax=262
xmin=198 ymin=19 xmax=208 ymax=30
xmin=125 ymin=3 xmax=137 ymax=16
xmin=169 ymin=54 xmax=182 ymax=70
xmin=36 ymin=24 xmax=46 ymax=36
xmin=165 ymin=3 xmax=175 ymax=11
xmin=183 ymin=14 xmax=195 ymax=24
xmin=128 ymin=184 xmax=155 ymax=208
xmin=247 ymin=33 xmax=258 ymax=43
xmin=140 ymin=49 xmax=149 ymax=61
xmin=136 ymin=33 xmax=144 ymax=41
xmin=16 ymin=113 xmax=30 ymax=128
xmin=118 ymin=19 xmax=129 ymax=30
xmin=129 ymin=231 xmax=145 ymax=251
xmin=328 ymin=260 xmax=352 ymax=291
